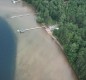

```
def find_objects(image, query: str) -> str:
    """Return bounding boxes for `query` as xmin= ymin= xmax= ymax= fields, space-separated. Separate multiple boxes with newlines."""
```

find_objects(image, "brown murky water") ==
xmin=0 ymin=0 xmax=78 ymax=80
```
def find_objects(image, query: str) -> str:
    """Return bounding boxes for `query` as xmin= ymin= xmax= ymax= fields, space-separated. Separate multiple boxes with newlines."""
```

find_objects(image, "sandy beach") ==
xmin=0 ymin=0 xmax=78 ymax=80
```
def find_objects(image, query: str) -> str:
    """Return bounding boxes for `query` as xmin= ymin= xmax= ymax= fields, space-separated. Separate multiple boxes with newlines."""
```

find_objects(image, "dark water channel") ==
xmin=0 ymin=17 xmax=17 ymax=80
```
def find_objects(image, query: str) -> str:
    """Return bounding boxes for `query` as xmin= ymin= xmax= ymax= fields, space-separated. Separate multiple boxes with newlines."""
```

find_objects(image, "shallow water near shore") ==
xmin=0 ymin=17 xmax=17 ymax=80
xmin=0 ymin=0 xmax=78 ymax=80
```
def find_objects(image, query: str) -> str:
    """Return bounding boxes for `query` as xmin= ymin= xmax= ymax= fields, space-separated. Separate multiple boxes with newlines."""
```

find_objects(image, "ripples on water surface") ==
xmin=0 ymin=17 xmax=17 ymax=80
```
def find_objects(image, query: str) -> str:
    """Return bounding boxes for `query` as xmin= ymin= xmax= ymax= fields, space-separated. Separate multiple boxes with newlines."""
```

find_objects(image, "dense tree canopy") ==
xmin=23 ymin=0 xmax=86 ymax=80
xmin=23 ymin=0 xmax=61 ymax=24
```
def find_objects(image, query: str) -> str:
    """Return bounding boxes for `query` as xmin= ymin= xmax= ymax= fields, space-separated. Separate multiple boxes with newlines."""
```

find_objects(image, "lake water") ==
xmin=0 ymin=17 xmax=17 ymax=80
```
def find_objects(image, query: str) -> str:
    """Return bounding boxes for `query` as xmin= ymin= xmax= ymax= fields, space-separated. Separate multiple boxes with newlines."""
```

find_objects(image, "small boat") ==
xmin=17 ymin=29 xmax=25 ymax=33
xmin=12 ymin=0 xmax=19 ymax=4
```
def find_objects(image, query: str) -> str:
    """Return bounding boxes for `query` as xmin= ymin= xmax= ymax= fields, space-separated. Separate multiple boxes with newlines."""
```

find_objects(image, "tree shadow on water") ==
xmin=0 ymin=17 xmax=17 ymax=80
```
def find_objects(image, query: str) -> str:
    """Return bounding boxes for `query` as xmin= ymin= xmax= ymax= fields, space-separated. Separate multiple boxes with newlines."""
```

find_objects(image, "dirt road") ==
xmin=0 ymin=0 xmax=78 ymax=80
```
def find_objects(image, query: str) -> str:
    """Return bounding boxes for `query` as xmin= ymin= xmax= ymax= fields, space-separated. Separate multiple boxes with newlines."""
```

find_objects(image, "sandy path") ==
xmin=0 ymin=0 xmax=78 ymax=80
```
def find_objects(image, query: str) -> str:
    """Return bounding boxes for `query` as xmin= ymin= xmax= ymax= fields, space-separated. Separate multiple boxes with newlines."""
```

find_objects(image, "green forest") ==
xmin=23 ymin=0 xmax=86 ymax=80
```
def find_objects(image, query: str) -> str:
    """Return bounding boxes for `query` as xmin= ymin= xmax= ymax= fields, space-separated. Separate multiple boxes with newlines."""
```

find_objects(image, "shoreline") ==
xmin=0 ymin=0 xmax=78 ymax=80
